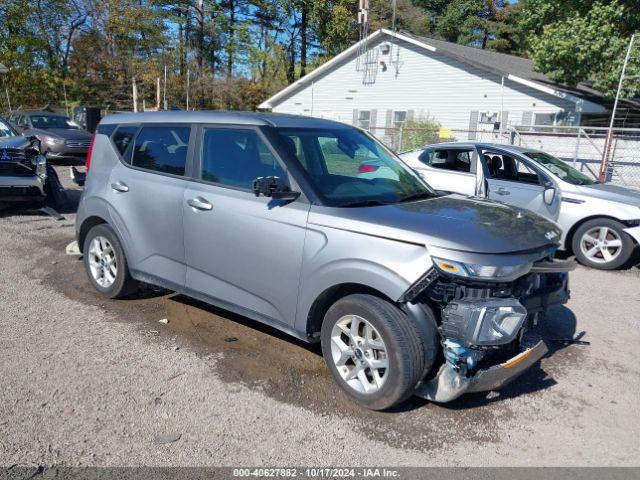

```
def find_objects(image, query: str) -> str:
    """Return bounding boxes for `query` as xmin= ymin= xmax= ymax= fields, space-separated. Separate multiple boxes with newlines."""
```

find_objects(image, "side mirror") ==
xmin=543 ymin=181 xmax=556 ymax=205
xmin=252 ymin=176 xmax=300 ymax=201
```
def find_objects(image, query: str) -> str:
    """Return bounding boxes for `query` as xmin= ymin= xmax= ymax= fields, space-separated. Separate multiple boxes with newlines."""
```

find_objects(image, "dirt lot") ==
xmin=0 ymin=167 xmax=639 ymax=467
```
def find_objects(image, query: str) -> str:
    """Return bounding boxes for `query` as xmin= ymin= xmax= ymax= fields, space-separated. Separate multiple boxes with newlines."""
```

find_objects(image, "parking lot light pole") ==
xmin=0 ymin=63 xmax=11 ymax=113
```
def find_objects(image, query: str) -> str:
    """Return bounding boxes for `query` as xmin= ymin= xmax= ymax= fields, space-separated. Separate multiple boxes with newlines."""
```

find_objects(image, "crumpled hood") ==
xmin=576 ymin=183 xmax=640 ymax=207
xmin=33 ymin=128 xmax=92 ymax=141
xmin=310 ymin=194 xmax=562 ymax=254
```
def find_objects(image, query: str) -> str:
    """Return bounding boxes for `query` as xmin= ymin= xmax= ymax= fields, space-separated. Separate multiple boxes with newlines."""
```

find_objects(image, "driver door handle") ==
xmin=495 ymin=187 xmax=510 ymax=196
xmin=187 ymin=196 xmax=213 ymax=211
xmin=111 ymin=181 xmax=129 ymax=193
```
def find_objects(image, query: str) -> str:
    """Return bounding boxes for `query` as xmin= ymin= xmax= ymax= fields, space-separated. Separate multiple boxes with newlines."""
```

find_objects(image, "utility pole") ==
xmin=499 ymin=76 xmax=505 ymax=140
xmin=132 ymin=77 xmax=138 ymax=113
xmin=600 ymin=34 xmax=636 ymax=182
xmin=156 ymin=77 xmax=161 ymax=110
xmin=186 ymin=69 xmax=190 ymax=111
xmin=391 ymin=0 xmax=397 ymax=31
xmin=163 ymin=64 xmax=168 ymax=110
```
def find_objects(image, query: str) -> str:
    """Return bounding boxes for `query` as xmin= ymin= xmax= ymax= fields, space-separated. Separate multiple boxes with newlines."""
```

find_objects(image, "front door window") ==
xmin=200 ymin=128 xmax=288 ymax=190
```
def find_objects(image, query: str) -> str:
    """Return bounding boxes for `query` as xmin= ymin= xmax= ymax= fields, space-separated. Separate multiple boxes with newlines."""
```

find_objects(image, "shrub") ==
xmin=399 ymin=116 xmax=441 ymax=152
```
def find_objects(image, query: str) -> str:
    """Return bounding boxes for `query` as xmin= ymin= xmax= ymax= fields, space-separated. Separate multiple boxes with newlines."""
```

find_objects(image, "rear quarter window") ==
xmin=97 ymin=123 xmax=117 ymax=137
xmin=112 ymin=125 xmax=139 ymax=157
xmin=131 ymin=125 xmax=190 ymax=176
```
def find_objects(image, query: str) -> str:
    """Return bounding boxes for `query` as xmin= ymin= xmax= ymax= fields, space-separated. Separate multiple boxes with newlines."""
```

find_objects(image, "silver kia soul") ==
xmin=76 ymin=111 xmax=574 ymax=410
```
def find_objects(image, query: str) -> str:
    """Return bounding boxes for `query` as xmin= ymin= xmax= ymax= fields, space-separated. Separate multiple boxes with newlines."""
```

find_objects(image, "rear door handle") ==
xmin=187 ymin=196 xmax=213 ymax=211
xmin=111 ymin=181 xmax=129 ymax=193
xmin=496 ymin=187 xmax=510 ymax=196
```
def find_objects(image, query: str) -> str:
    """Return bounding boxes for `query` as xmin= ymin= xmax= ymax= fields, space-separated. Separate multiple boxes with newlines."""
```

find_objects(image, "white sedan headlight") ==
xmin=431 ymin=256 xmax=532 ymax=281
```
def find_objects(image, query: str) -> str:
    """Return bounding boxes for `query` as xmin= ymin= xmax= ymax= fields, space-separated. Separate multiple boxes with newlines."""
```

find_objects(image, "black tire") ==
xmin=320 ymin=294 xmax=425 ymax=410
xmin=572 ymin=218 xmax=635 ymax=270
xmin=83 ymin=224 xmax=139 ymax=298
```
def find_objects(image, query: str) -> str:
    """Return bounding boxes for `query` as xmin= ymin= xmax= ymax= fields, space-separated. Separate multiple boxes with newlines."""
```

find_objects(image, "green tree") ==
xmin=434 ymin=0 xmax=509 ymax=48
xmin=521 ymin=0 xmax=640 ymax=98
xmin=310 ymin=0 xmax=357 ymax=57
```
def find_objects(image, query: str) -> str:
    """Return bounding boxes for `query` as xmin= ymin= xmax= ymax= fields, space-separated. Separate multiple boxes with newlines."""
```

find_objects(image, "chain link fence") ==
xmin=510 ymin=126 xmax=640 ymax=189
xmin=370 ymin=125 xmax=640 ymax=189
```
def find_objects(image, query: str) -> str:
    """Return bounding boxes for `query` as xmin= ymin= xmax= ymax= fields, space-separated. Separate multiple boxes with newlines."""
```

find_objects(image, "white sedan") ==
xmin=399 ymin=142 xmax=640 ymax=270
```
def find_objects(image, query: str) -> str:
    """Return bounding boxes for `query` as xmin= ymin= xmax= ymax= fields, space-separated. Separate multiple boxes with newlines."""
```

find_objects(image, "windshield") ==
xmin=30 ymin=115 xmax=80 ymax=130
xmin=0 ymin=119 xmax=17 ymax=138
xmin=524 ymin=151 xmax=595 ymax=185
xmin=276 ymin=127 xmax=434 ymax=207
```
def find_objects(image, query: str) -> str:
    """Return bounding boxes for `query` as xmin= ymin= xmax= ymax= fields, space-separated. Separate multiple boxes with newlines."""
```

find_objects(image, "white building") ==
xmin=259 ymin=29 xmax=608 ymax=138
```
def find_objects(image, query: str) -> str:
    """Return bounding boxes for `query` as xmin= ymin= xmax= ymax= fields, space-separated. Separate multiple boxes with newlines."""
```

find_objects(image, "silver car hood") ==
xmin=312 ymin=194 xmax=561 ymax=254
xmin=575 ymin=183 xmax=640 ymax=207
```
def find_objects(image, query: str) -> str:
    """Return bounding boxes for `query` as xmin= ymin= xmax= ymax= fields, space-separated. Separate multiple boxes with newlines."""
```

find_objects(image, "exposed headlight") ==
xmin=442 ymin=298 xmax=528 ymax=346
xmin=35 ymin=154 xmax=47 ymax=180
xmin=44 ymin=137 xmax=64 ymax=145
xmin=432 ymin=256 xmax=532 ymax=281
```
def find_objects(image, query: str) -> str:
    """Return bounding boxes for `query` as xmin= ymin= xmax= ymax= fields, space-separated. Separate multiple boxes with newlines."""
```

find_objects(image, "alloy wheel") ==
xmin=579 ymin=226 xmax=623 ymax=265
xmin=88 ymin=236 xmax=118 ymax=288
xmin=330 ymin=314 xmax=388 ymax=394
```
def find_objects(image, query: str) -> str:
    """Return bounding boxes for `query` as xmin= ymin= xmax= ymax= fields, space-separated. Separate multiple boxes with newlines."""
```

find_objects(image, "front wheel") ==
xmin=572 ymin=218 xmax=635 ymax=270
xmin=321 ymin=294 xmax=425 ymax=410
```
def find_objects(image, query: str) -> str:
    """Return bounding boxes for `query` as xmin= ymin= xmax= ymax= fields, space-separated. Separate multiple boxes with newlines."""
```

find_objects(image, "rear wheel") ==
xmin=83 ymin=224 xmax=139 ymax=298
xmin=572 ymin=218 xmax=635 ymax=270
xmin=320 ymin=294 xmax=425 ymax=410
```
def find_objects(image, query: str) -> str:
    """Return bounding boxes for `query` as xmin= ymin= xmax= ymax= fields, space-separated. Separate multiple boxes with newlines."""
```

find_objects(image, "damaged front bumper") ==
xmin=404 ymin=258 xmax=573 ymax=403
xmin=415 ymin=340 xmax=548 ymax=402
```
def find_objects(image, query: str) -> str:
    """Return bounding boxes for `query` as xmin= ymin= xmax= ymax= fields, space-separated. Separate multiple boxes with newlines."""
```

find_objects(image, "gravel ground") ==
xmin=0 ymin=168 xmax=639 ymax=468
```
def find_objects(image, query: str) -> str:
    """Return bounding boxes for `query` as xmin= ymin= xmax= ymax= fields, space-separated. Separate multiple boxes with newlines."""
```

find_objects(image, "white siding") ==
xmin=271 ymin=37 xmax=599 ymax=131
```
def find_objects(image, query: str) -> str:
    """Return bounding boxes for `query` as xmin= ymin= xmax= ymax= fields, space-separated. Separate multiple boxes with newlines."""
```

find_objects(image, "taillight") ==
xmin=358 ymin=164 xmax=379 ymax=173
xmin=86 ymin=131 xmax=96 ymax=172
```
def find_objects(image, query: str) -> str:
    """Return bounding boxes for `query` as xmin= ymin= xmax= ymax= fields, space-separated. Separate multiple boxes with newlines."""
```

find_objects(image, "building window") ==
xmin=358 ymin=110 xmax=371 ymax=130
xmin=534 ymin=113 xmax=555 ymax=126
xmin=393 ymin=111 xmax=407 ymax=129
xmin=479 ymin=111 xmax=498 ymax=124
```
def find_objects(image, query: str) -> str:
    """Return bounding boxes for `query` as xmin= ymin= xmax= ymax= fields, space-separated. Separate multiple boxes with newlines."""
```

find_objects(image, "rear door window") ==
xmin=112 ymin=125 xmax=139 ymax=157
xmin=421 ymin=149 xmax=473 ymax=173
xmin=131 ymin=125 xmax=191 ymax=176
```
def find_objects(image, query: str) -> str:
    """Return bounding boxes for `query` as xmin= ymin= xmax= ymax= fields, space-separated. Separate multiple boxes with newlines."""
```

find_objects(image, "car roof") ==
xmin=100 ymin=111 xmax=351 ymax=129
xmin=20 ymin=110 xmax=68 ymax=117
xmin=419 ymin=142 xmax=542 ymax=155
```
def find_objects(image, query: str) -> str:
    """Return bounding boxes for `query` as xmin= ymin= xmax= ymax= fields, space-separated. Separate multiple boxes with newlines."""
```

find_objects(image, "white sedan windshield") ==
xmin=525 ymin=151 xmax=595 ymax=186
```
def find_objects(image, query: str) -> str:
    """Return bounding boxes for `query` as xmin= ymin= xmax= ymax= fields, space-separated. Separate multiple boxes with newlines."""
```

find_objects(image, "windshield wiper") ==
xmin=397 ymin=191 xmax=434 ymax=203
xmin=337 ymin=199 xmax=388 ymax=208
